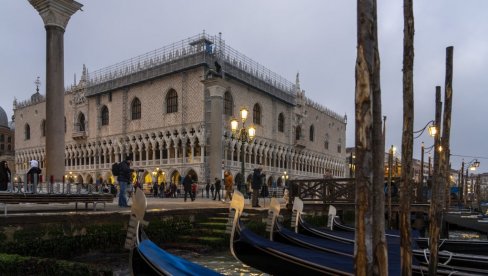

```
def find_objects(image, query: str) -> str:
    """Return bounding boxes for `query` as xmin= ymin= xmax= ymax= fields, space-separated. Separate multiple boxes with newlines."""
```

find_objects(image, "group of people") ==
xmin=0 ymin=160 xmax=40 ymax=193
xmin=114 ymin=155 xmax=270 ymax=208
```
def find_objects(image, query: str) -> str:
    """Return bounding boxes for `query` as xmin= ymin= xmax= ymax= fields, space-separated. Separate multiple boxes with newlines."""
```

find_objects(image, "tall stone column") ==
xmin=29 ymin=0 xmax=82 ymax=182
xmin=202 ymin=77 xmax=226 ymax=181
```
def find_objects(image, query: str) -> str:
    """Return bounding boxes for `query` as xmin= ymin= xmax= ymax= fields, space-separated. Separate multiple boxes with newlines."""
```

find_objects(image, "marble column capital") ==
xmin=29 ymin=0 xmax=82 ymax=29
xmin=203 ymin=78 xmax=226 ymax=98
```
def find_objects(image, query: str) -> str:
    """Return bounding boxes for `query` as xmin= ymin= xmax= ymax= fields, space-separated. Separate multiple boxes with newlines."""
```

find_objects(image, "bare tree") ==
xmin=400 ymin=0 xmax=414 ymax=274
xmin=355 ymin=0 xmax=387 ymax=275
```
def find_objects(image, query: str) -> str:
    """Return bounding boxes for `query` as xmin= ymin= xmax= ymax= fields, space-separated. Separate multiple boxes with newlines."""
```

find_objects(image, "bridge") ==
xmin=286 ymin=177 xmax=431 ymax=214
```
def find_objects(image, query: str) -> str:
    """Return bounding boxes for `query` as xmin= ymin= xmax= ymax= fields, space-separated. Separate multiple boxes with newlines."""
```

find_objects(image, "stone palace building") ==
xmin=13 ymin=33 xmax=347 ymax=188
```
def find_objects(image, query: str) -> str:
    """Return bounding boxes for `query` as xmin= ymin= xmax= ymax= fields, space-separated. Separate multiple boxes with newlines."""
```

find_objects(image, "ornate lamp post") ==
xmin=230 ymin=108 xmax=256 ymax=187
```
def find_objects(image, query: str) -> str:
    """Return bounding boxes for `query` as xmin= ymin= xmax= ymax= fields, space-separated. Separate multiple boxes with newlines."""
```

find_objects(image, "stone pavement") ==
xmin=1 ymin=193 xmax=284 ymax=217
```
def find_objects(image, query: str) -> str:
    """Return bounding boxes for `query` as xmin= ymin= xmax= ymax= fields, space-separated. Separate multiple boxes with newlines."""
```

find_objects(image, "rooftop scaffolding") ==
xmin=85 ymin=33 xmax=296 ymax=104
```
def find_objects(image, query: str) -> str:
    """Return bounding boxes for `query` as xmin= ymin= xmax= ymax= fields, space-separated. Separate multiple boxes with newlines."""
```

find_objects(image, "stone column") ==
xmin=202 ymin=77 xmax=226 ymax=181
xmin=29 ymin=0 xmax=82 ymax=182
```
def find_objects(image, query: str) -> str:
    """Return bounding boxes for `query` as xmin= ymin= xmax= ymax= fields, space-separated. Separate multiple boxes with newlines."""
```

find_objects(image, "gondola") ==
xmin=291 ymin=199 xmax=488 ymax=274
xmin=124 ymin=187 xmax=221 ymax=276
xmin=327 ymin=204 xmax=488 ymax=257
xmin=227 ymin=194 xmax=480 ymax=276
xmin=227 ymin=191 xmax=355 ymax=275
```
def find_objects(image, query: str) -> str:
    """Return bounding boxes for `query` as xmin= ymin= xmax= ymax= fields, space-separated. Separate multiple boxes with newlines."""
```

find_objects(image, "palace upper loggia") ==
xmin=13 ymin=33 xmax=347 ymax=187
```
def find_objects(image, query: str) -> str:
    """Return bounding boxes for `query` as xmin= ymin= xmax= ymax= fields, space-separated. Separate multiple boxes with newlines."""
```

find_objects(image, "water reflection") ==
xmin=190 ymin=252 xmax=268 ymax=276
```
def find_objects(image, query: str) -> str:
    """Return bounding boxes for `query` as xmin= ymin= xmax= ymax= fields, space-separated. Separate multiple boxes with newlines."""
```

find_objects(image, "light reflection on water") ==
xmin=190 ymin=252 xmax=268 ymax=276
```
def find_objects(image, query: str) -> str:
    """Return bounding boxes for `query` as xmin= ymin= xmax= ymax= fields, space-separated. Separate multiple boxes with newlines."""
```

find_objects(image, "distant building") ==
xmin=13 ymin=33 xmax=347 ymax=187
xmin=0 ymin=106 xmax=15 ymax=173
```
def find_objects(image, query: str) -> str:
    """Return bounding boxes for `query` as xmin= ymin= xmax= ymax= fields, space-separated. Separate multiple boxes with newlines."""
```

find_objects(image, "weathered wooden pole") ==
xmin=442 ymin=47 xmax=454 ymax=210
xmin=400 ymin=0 xmax=414 ymax=274
xmin=428 ymin=86 xmax=442 ymax=275
xmin=355 ymin=0 xmax=387 ymax=275
xmin=419 ymin=141 xmax=425 ymax=201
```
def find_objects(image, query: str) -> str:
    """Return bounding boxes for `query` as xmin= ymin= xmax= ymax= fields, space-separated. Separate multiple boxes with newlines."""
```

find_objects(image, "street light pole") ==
xmin=231 ymin=108 xmax=256 ymax=193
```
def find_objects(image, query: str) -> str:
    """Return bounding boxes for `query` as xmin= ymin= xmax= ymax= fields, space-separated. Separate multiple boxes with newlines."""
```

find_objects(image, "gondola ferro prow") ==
xmin=291 ymin=197 xmax=304 ymax=233
xmin=327 ymin=205 xmax=337 ymax=230
xmin=124 ymin=187 xmax=149 ymax=250
xmin=266 ymin=197 xmax=281 ymax=241
xmin=227 ymin=191 xmax=245 ymax=259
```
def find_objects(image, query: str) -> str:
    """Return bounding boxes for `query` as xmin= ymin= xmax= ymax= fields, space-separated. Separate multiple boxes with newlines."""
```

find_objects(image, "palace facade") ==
xmin=13 ymin=33 xmax=347 ymax=188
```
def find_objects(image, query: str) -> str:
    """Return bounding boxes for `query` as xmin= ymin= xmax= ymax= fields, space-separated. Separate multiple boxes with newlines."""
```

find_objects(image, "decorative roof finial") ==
xmin=295 ymin=72 xmax=300 ymax=91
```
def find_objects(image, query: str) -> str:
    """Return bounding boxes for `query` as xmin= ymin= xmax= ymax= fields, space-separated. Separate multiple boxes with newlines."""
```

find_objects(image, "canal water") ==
xmin=109 ymin=231 xmax=486 ymax=275
xmin=110 ymin=250 xmax=267 ymax=275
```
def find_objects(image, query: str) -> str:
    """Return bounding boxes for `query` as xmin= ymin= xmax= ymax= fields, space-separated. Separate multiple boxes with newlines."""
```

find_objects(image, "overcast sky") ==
xmin=1 ymin=1 xmax=487 ymax=174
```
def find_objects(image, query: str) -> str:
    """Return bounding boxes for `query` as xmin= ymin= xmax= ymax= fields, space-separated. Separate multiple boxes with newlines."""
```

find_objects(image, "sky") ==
xmin=1 ymin=1 xmax=487 ymax=174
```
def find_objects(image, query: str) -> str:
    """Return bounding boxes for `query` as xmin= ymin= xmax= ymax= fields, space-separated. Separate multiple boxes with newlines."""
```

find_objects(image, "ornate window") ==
xmin=101 ymin=105 xmax=109 ymax=126
xmin=278 ymin=113 xmax=284 ymax=132
xmin=253 ymin=103 xmax=261 ymax=125
xmin=0 ymin=134 xmax=3 ymax=142
xmin=295 ymin=126 xmax=301 ymax=141
xmin=41 ymin=120 xmax=46 ymax=137
xmin=78 ymin=113 xmax=86 ymax=131
xmin=324 ymin=133 xmax=329 ymax=150
xmin=25 ymin=124 xmax=30 ymax=140
xmin=131 ymin=97 xmax=141 ymax=120
xmin=64 ymin=117 xmax=67 ymax=133
xmin=166 ymin=89 xmax=178 ymax=113
xmin=337 ymin=138 xmax=342 ymax=153
xmin=224 ymin=91 xmax=233 ymax=116
xmin=309 ymin=125 xmax=315 ymax=142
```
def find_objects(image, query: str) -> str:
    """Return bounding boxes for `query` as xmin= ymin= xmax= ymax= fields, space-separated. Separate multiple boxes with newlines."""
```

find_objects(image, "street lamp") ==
xmin=460 ymin=159 xmax=481 ymax=206
xmin=282 ymin=171 xmax=289 ymax=188
xmin=230 ymin=108 xmax=256 ymax=188
xmin=414 ymin=120 xmax=438 ymax=139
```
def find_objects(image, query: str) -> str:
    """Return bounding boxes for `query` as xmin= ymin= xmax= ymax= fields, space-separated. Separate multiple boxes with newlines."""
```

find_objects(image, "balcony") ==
xmin=72 ymin=123 xmax=87 ymax=140
xmin=294 ymin=139 xmax=306 ymax=149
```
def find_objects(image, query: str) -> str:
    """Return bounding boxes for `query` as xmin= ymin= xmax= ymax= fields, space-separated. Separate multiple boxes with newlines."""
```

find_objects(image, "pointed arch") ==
xmin=253 ymin=103 xmax=261 ymax=125
xmin=101 ymin=105 xmax=109 ymax=126
xmin=309 ymin=125 xmax=315 ymax=142
xmin=166 ymin=89 xmax=178 ymax=113
xmin=131 ymin=97 xmax=141 ymax=120
xmin=278 ymin=113 xmax=284 ymax=132
xmin=24 ymin=123 xmax=31 ymax=140
xmin=224 ymin=91 xmax=233 ymax=116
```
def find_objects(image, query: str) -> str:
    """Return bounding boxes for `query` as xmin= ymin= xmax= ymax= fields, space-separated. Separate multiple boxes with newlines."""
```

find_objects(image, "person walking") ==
xmin=205 ymin=181 xmax=210 ymax=198
xmin=26 ymin=160 xmax=41 ymax=192
xmin=117 ymin=156 xmax=133 ymax=207
xmin=210 ymin=181 xmax=215 ymax=199
xmin=212 ymin=177 xmax=221 ymax=201
xmin=0 ymin=161 xmax=10 ymax=191
xmin=183 ymin=174 xmax=194 ymax=202
xmin=252 ymin=167 xmax=264 ymax=207
xmin=224 ymin=172 xmax=233 ymax=202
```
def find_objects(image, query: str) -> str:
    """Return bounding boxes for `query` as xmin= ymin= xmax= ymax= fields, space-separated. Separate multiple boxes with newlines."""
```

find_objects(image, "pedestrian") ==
xmin=252 ymin=166 xmax=264 ymax=207
xmin=0 ymin=161 xmax=10 ymax=191
xmin=153 ymin=182 xmax=159 ymax=197
xmin=26 ymin=160 xmax=41 ymax=192
xmin=183 ymin=174 xmax=194 ymax=202
xmin=212 ymin=177 xmax=221 ymax=201
xmin=159 ymin=182 xmax=165 ymax=198
xmin=210 ymin=181 xmax=215 ymax=199
xmin=224 ymin=172 xmax=233 ymax=202
xmin=117 ymin=156 xmax=133 ymax=207
xmin=205 ymin=181 xmax=210 ymax=198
